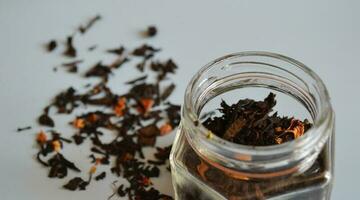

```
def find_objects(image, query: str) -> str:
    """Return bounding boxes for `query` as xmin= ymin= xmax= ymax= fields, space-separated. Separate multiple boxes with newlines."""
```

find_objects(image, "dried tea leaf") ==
xmin=85 ymin=62 xmax=112 ymax=79
xmin=137 ymin=125 xmax=160 ymax=146
xmin=88 ymin=45 xmax=97 ymax=51
xmin=46 ymin=40 xmax=57 ymax=52
xmin=95 ymin=171 xmax=106 ymax=181
xmin=161 ymin=84 xmax=175 ymax=101
xmin=63 ymin=177 xmax=89 ymax=191
xmin=38 ymin=114 xmax=55 ymax=127
xmin=63 ymin=36 xmax=76 ymax=57
xmin=132 ymin=44 xmax=160 ymax=57
xmin=146 ymin=26 xmax=157 ymax=37
xmin=79 ymin=15 xmax=101 ymax=34
xmin=154 ymin=145 xmax=172 ymax=161
xmin=125 ymin=75 xmax=148 ymax=85
xmin=106 ymin=46 xmax=125 ymax=55
xmin=16 ymin=126 xmax=32 ymax=132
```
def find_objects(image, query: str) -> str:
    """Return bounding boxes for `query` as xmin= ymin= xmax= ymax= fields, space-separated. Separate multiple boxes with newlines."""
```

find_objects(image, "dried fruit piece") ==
xmin=73 ymin=118 xmax=85 ymax=129
xmin=36 ymin=131 xmax=47 ymax=144
xmin=159 ymin=123 xmax=173 ymax=136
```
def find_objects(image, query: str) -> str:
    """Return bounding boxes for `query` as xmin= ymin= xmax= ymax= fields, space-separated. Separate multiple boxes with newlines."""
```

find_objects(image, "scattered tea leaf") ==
xmin=106 ymin=46 xmax=125 ymax=55
xmin=38 ymin=114 xmax=55 ymax=127
xmin=63 ymin=36 xmax=76 ymax=57
xmin=63 ymin=177 xmax=89 ymax=191
xmin=16 ymin=126 xmax=32 ymax=132
xmin=46 ymin=40 xmax=57 ymax=52
xmin=95 ymin=171 xmax=106 ymax=181
xmin=79 ymin=15 xmax=101 ymax=34
xmin=145 ymin=26 xmax=157 ymax=37
xmin=161 ymin=84 xmax=175 ymax=101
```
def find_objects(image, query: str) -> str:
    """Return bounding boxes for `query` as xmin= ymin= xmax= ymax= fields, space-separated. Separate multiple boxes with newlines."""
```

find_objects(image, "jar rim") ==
xmin=183 ymin=51 xmax=334 ymax=158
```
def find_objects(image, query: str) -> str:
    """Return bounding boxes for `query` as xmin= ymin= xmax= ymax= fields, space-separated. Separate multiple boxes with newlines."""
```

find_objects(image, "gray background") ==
xmin=0 ymin=0 xmax=359 ymax=199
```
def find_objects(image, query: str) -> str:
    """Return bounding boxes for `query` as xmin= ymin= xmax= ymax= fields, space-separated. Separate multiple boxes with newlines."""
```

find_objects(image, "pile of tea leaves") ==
xmin=177 ymin=94 xmax=317 ymax=199
xmin=26 ymin=15 xmax=179 ymax=199
xmin=202 ymin=93 xmax=312 ymax=146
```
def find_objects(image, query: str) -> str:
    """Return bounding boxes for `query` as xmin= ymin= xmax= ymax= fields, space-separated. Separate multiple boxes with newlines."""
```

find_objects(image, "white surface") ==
xmin=0 ymin=0 xmax=359 ymax=199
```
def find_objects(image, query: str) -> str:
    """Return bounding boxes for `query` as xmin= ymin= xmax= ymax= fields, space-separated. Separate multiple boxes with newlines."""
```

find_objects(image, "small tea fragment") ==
xmin=109 ymin=57 xmax=130 ymax=69
xmin=107 ymin=46 xmax=125 ymax=55
xmin=95 ymin=171 xmax=106 ymax=181
xmin=116 ymin=184 xmax=126 ymax=197
xmin=46 ymin=40 xmax=57 ymax=52
xmin=63 ymin=177 xmax=89 ymax=191
xmin=48 ymin=153 xmax=81 ymax=178
xmin=88 ymin=45 xmax=97 ymax=51
xmin=145 ymin=26 xmax=157 ymax=37
xmin=79 ymin=14 xmax=101 ymax=34
xmin=161 ymin=84 xmax=175 ymax=101
xmin=85 ymin=62 xmax=112 ymax=80
xmin=125 ymin=75 xmax=148 ymax=85
xmin=16 ymin=126 xmax=32 ymax=132
xmin=73 ymin=134 xmax=85 ymax=145
xmin=150 ymin=59 xmax=178 ymax=80
xmin=165 ymin=103 xmax=181 ymax=127
xmin=38 ymin=113 xmax=55 ymax=127
xmin=62 ymin=60 xmax=83 ymax=73
xmin=154 ymin=145 xmax=172 ymax=161
xmin=51 ymin=87 xmax=79 ymax=114
xmin=63 ymin=36 xmax=76 ymax=57
xmin=138 ymin=124 xmax=160 ymax=146
xmin=132 ymin=44 xmax=160 ymax=57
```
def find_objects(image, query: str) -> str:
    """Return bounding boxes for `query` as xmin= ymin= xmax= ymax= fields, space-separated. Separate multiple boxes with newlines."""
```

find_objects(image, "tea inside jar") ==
xmin=179 ymin=92 xmax=327 ymax=200
xmin=201 ymin=92 xmax=312 ymax=146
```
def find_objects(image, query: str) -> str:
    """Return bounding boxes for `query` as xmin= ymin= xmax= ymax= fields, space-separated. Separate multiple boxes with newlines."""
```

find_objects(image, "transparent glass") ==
xmin=170 ymin=52 xmax=335 ymax=200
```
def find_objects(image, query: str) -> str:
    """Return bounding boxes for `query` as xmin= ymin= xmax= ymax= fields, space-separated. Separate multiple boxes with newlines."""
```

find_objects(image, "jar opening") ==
xmin=181 ymin=51 xmax=334 ymax=177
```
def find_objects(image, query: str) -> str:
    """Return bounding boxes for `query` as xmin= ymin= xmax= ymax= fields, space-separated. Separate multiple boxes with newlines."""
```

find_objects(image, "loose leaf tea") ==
xmin=95 ymin=171 xmax=106 ymax=181
xmin=202 ymin=93 xmax=311 ymax=145
xmin=79 ymin=15 xmax=101 ymax=34
xmin=145 ymin=26 xmax=157 ymax=37
xmin=85 ymin=62 xmax=112 ymax=80
xmin=29 ymin=15 xmax=179 ymax=200
xmin=161 ymin=84 xmax=175 ymax=101
xmin=46 ymin=40 xmax=57 ymax=52
xmin=88 ymin=45 xmax=97 ymax=51
xmin=63 ymin=36 xmax=77 ymax=58
xmin=107 ymin=46 xmax=125 ymax=55
xmin=132 ymin=44 xmax=160 ymax=57
xmin=16 ymin=126 xmax=32 ymax=132
xmin=63 ymin=177 xmax=90 ymax=191
xmin=62 ymin=60 xmax=83 ymax=73
xmin=38 ymin=113 xmax=55 ymax=127
xmin=125 ymin=75 xmax=148 ymax=85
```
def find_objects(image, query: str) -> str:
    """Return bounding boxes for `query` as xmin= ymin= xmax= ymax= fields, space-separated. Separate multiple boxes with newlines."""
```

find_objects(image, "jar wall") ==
xmin=170 ymin=126 xmax=334 ymax=200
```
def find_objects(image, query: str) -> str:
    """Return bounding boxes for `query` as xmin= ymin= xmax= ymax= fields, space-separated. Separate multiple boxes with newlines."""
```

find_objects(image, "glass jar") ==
xmin=169 ymin=51 xmax=335 ymax=200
